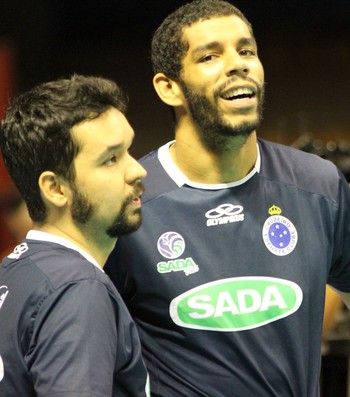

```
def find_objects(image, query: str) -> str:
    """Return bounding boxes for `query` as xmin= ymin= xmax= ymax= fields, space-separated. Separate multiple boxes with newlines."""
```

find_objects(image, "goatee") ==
xmin=181 ymin=79 xmax=265 ymax=152
xmin=70 ymin=180 xmax=145 ymax=238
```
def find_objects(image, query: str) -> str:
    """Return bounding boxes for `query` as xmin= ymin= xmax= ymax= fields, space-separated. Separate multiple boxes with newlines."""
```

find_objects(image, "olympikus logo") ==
xmin=205 ymin=204 xmax=244 ymax=226
xmin=8 ymin=243 xmax=29 ymax=259
xmin=170 ymin=277 xmax=303 ymax=331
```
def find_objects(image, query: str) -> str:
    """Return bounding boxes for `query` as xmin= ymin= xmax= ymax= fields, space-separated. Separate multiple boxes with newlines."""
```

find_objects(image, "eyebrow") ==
xmin=95 ymin=144 xmax=123 ymax=163
xmin=191 ymin=37 xmax=257 ymax=58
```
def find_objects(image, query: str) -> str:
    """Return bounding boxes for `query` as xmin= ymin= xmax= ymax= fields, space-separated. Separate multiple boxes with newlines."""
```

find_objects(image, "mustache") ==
xmin=124 ymin=179 xmax=145 ymax=206
xmin=214 ymin=76 xmax=264 ymax=98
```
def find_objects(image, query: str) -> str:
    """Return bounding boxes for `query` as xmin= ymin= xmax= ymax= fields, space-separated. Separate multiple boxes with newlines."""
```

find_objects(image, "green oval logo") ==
xmin=169 ymin=277 xmax=303 ymax=331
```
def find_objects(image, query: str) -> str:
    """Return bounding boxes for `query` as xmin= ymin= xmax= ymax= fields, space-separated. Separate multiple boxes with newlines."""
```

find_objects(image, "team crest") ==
xmin=262 ymin=205 xmax=298 ymax=256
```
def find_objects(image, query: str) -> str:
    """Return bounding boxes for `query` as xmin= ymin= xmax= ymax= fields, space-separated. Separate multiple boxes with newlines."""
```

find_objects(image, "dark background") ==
xmin=0 ymin=0 xmax=349 ymax=157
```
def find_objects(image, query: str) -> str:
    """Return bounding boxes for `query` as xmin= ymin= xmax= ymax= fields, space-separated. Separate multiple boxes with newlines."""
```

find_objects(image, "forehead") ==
xmin=72 ymin=107 xmax=134 ymax=154
xmin=182 ymin=15 xmax=253 ymax=51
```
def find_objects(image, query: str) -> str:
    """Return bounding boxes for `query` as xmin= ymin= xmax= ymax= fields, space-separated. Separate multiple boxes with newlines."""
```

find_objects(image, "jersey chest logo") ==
xmin=156 ymin=231 xmax=199 ymax=276
xmin=262 ymin=205 xmax=298 ymax=256
xmin=205 ymin=203 xmax=244 ymax=227
xmin=170 ymin=277 xmax=303 ymax=331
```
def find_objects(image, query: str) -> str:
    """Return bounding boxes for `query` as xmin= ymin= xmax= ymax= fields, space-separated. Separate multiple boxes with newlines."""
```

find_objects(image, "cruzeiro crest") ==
xmin=262 ymin=205 xmax=298 ymax=256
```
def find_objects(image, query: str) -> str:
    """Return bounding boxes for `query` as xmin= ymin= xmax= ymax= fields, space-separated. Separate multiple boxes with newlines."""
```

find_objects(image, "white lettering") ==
xmin=188 ymin=295 xmax=215 ymax=319
xmin=187 ymin=287 xmax=289 ymax=319
xmin=214 ymin=292 xmax=239 ymax=317
xmin=260 ymin=286 xmax=287 ymax=311
xmin=237 ymin=289 xmax=262 ymax=313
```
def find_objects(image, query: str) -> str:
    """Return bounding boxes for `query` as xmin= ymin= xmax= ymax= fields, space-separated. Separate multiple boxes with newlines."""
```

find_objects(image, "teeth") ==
xmin=222 ymin=87 xmax=253 ymax=100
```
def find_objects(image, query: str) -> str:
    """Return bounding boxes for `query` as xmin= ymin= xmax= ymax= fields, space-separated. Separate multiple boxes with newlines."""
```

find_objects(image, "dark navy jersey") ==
xmin=105 ymin=139 xmax=350 ymax=397
xmin=0 ymin=235 xmax=148 ymax=397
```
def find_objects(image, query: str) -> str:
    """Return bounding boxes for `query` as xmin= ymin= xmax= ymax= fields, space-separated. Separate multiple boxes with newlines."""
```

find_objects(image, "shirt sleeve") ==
xmin=24 ymin=279 xmax=118 ymax=397
xmin=328 ymin=171 xmax=350 ymax=292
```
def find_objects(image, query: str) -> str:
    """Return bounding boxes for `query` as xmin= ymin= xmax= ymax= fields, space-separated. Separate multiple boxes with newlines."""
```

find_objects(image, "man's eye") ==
xmin=104 ymin=155 xmax=117 ymax=166
xmin=199 ymin=54 xmax=217 ymax=63
xmin=239 ymin=49 xmax=255 ymax=57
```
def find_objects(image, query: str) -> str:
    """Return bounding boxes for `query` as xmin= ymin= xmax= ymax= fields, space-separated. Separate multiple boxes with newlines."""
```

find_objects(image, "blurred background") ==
xmin=0 ymin=1 xmax=350 ymax=395
xmin=1 ymin=0 xmax=349 ymax=154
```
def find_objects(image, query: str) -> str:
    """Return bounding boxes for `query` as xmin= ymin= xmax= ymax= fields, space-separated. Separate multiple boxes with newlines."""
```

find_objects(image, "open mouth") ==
xmin=221 ymin=87 xmax=255 ymax=102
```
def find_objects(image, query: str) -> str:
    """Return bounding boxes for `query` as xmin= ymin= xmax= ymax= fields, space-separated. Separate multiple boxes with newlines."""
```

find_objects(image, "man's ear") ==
xmin=38 ymin=171 xmax=69 ymax=208
xmin=153 ymin=73 xmax=184 ymax=107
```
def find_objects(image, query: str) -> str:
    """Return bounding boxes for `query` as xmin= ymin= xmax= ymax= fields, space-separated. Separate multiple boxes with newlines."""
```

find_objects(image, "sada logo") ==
xmin=169 ymin=277 xmax=303 ymax=331
xmin=262 ymin=205 xmax=298 ymax=256
xmin=157 ymin=232 xmax=185 ymax=259
xmin=156 ymin=232 xmax=199 ymax=276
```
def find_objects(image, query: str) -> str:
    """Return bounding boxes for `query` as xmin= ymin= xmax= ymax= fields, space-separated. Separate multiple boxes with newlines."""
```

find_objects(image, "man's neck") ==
xmin=170 ymin=128 xmax=258 ymax=184
xmin=32 ymin=222 xmax=116 ymax=269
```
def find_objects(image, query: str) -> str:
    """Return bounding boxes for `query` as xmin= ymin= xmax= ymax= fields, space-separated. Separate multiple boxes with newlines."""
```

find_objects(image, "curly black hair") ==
xmin=151 ymin=0 xmax=252 ymax=81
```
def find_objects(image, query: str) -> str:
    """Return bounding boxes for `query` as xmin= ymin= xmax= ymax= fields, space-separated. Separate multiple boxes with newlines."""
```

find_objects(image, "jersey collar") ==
xmin=26 ymin=230 xmax=103 ymax=272
xmin=158 ymin=140 xmax=261 ymax=190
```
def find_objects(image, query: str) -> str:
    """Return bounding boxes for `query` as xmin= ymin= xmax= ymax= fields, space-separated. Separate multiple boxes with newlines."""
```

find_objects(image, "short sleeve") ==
xmin=328 ymin=172 xmax=350 ymax=291
xmin=25 ymin=280 xmax=117 ymax=397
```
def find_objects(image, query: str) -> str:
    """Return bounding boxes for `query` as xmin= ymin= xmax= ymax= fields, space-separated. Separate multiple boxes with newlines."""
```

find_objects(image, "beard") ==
xmin=70 ymin=180 xmax=144 ymax=238
xmin=105 ymin=189 xmax=143 ymax=238
xmin=180 ymin=78 xmax=265 ymax=152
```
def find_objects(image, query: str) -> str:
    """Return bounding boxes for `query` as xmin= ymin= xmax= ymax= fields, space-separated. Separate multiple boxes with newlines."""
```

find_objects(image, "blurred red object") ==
xmin=0 ymin=41 xmax=18 ymax=258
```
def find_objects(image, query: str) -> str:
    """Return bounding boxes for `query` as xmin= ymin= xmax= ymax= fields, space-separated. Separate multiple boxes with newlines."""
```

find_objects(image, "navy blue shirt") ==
xmin=0 ymin=233 xmax=148 ymax=396
xmin=106 ymin=139 xmax=350 ymax=397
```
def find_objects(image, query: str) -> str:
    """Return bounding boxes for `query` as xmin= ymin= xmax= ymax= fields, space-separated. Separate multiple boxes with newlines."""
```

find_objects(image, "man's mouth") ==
xmin=221 ymin=87 xmax=255 ymax=102
xmin=128 ymin=181 xmax=145 ymax=205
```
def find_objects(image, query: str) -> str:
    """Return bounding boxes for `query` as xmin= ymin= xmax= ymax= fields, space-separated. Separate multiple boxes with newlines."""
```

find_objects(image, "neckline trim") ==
xmin=158 ymin=140 xmax=261 ymax=190
xmin=26 ymin=230 xmax=103 ymax=272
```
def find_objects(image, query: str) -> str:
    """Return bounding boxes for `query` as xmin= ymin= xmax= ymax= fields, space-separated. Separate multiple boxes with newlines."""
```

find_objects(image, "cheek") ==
xmin=253 ymin=61 xmax=264 ymax=82
xmin=183 ymin=65 xmax=222 ymax=89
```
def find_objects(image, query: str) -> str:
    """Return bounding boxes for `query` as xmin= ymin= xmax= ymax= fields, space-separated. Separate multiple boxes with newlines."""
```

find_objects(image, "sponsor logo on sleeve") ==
xmin=8 ymin=242 xmax=29 ymax=259
xmin=169 ymin=277 xmax=303 ymax=331
xmin=0 ymin=286 xmax=9 ymax=310
xmin=0 ymin=355 xmax=4 ymax=382
xmin=262 ymin=205 xmax=298 ymax=256
xmin=156 ymin=232 xmax=199 ymax=276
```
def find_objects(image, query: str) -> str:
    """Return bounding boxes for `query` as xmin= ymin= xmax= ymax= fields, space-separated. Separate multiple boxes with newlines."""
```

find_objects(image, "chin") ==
xmin=107 ymin=214 xmax=142 ymax=238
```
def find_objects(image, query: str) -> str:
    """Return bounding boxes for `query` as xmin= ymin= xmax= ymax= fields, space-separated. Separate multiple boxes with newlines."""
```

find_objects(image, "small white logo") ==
xmin=0 ymin=355 xmax=4 ymax=382
xmin=8 ymin=243 xmax=29 ymax=259
xmin=205 ymin=204 xmax=244 ymax=226
xmin=0 ymin=286 xmax=9 ymax=310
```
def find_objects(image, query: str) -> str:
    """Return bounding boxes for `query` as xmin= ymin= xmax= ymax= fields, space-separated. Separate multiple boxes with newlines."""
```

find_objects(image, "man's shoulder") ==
xmin=2 ymin=239 xmax=105 ymax=289
xmin=139 ymin=146 xmax=179 ymax=203
xmin=259 ymin=138 xmax=338 ymax=173
xmin=258 ymin=139 xmax=341 ymax=200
